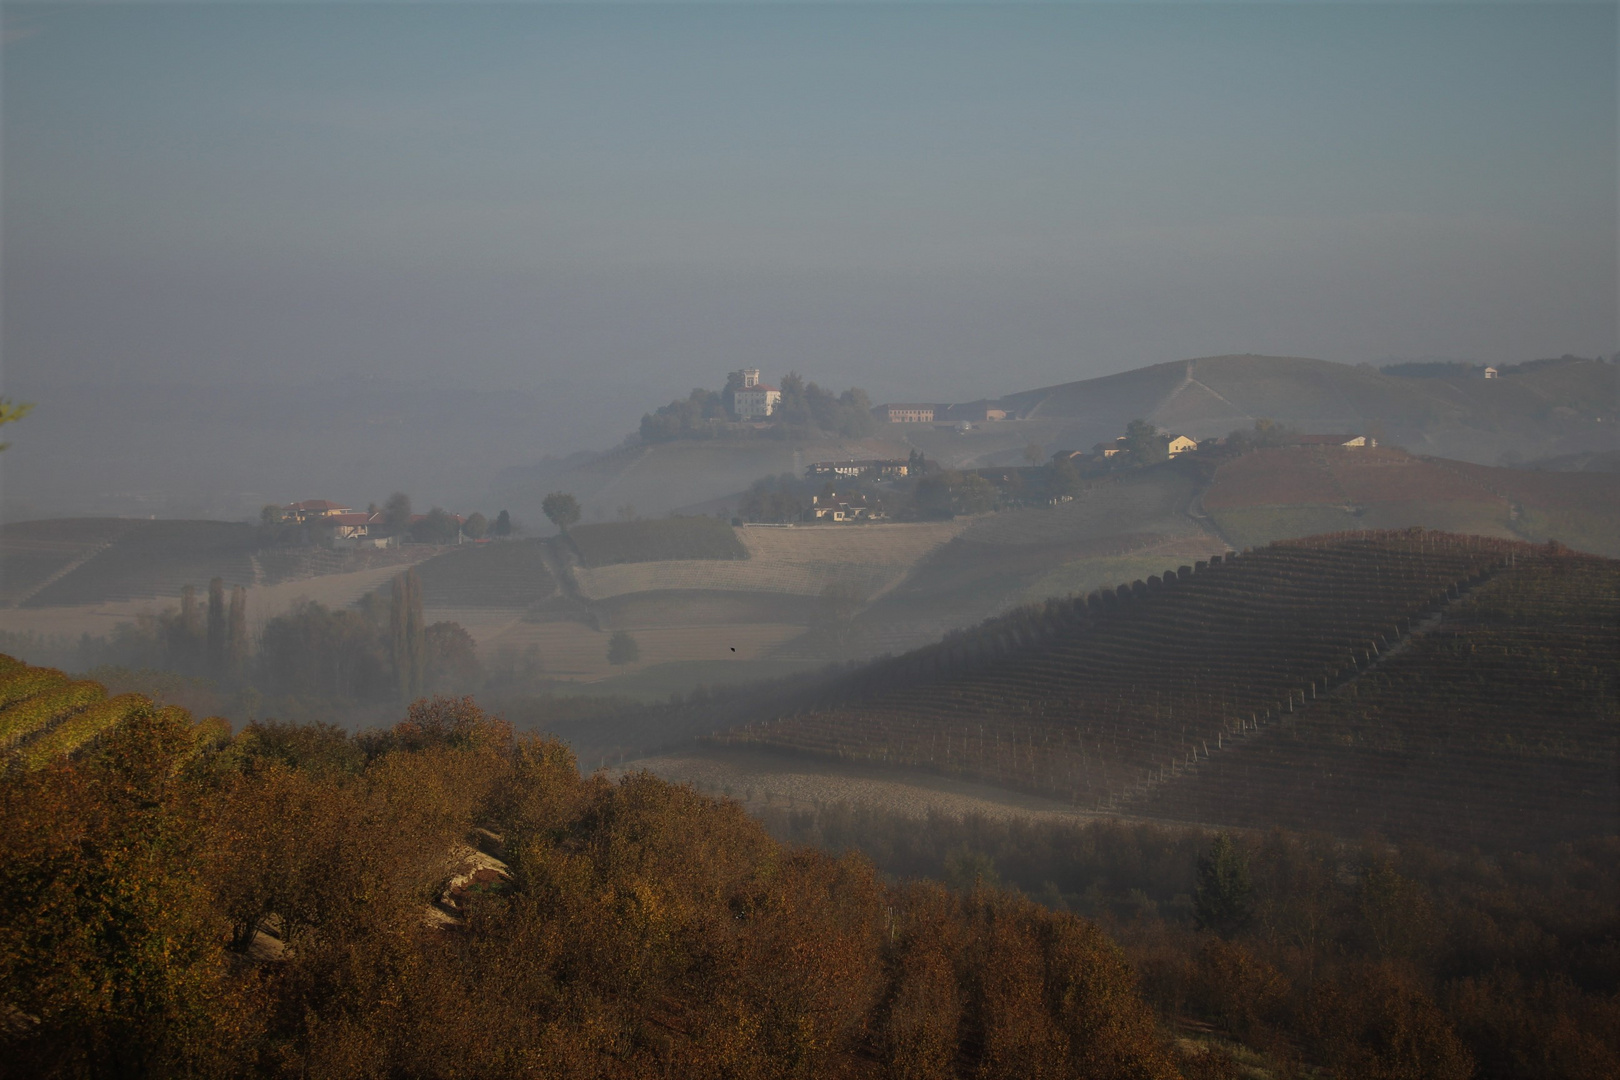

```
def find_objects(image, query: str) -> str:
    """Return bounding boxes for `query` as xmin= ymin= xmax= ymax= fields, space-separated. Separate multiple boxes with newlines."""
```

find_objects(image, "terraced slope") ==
xmin=717 ymin=533 xmax=1536 ymax=813
xmin=1132 ymin=551 xmax=1618 ymax=850
xmin=0 ymin=654 xmax=222 ymax=768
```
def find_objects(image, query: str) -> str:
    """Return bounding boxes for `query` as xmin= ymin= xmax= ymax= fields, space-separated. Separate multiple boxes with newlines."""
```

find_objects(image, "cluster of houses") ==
xmin=280 ymin=500 xmax=469 ymax=546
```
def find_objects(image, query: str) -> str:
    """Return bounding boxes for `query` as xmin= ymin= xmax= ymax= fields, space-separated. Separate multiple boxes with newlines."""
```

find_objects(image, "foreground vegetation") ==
xmin=2 ymin=683 xmax=1186 ymax=1079
xmin=765 ymin=803 xmax=1619 ymax=1080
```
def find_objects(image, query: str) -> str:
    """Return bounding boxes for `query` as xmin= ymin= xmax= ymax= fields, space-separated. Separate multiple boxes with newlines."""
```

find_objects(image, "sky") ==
xmin=2 ymin=1 xmax=1616 ymax=438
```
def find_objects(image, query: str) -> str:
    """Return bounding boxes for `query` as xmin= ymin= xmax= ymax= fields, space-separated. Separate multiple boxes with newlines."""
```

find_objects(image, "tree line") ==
xmin=640 ymin=371 xmax=876 ymax=443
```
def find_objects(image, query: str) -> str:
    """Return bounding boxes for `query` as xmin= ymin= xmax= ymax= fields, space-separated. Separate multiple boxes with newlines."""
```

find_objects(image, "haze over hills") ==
xmin=4 ymin=354 xmax=1611 ymax=526
xmin=493 ymin=354 xmax=1616 ymax=525
xmin=7 ymin=440 xmax=1618 ymax=711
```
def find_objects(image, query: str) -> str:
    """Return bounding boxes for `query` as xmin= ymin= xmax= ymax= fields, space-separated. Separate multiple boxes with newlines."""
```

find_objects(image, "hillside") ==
xmin=13 ymin=439 xmax=1618 ymax=697
xmin=989 ymin=353 xmax=1617 ymax=466
xmin=1202 ymin=444 xmax=1620 ymax=556
xmin=708 ymin=533 xmax=1617 ymax=851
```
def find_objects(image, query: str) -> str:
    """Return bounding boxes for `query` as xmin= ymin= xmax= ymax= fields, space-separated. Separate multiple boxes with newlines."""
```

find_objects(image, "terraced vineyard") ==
xmin=717 ymin=533 xmax=1583 ymax=834
xmin=1132 ymin=550 xmax=1618 ymax=849
xmin=0 ymin=654 xmax=200 ymax=768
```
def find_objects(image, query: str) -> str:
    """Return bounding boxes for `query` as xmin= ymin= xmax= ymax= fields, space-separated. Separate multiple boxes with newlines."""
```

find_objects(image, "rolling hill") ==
xmin=701 ymin=532 xmax=1617 ymax=852
xmin=8 ymin=436 xmax=1620 ymax=696
xmin=481 ymin=354 xmax=1615 ymax=526
xmin=987 ymin=353 xmax=1617 ymax=466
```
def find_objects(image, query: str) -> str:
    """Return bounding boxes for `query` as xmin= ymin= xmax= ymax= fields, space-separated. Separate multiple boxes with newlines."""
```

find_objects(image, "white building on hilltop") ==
xmin=733 ymin=368 xmax=782 ymax=420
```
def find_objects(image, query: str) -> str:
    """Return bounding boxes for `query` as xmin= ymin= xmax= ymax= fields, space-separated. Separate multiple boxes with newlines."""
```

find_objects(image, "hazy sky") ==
xmin=3 ymin=1 xmax=1615 ymax=410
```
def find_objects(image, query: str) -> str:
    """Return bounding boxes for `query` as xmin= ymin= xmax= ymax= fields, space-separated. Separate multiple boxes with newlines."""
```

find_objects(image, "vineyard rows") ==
xmin=1131 ymin=552 xmax=1617 ymax=848
xmin=0 ymin=654 xmax=188 ymax=768
xmin=717 ymin=532 xmax=1545 ymax=812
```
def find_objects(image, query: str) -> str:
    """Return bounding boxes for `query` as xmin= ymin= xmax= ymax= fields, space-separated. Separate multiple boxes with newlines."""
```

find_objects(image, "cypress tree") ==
xmin=206 ymin=577 xmax=226 ymax=678
xmin=226 ymin=586 xmax=248 ymax=683
xmin=405 ymin=567 xmax=426 ymax=698
xmin=391 ymin=572 xmax=409 ymax=701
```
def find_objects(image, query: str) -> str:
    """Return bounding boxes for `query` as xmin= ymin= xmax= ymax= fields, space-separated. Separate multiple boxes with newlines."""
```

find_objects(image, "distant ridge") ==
xmin=985 ymin=353 xmax=1616 ymax=464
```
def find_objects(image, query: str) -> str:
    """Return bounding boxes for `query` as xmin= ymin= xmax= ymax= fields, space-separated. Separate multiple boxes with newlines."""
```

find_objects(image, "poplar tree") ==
xmin=226 ymin=586 xmax=248 ymax=683
xmin=206 ymin=578 xmax=227 ymax=678
xmin=391 ymin=569 xmax=427 ymax=700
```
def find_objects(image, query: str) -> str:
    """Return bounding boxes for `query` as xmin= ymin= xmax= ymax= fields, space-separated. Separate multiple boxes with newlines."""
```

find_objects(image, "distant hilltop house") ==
xmin=810 ymin=490 xmax=883 ymax=522
xmin=1088 ymin=431 xmax=1199 ymax=459
xmin=805 ymin=459 xmax=911 ymax=479
xmin=876 ymin=403 xmax=939 ymax=423
xmin=280 ymin=501 xmax=466 ymax=544
xmin=732 ymin=368 xmax=782 ymax=420
xmin=1282 ymin=434 xmax=1377 ymax=449
xmin=1166 ymin=435 xmax=1199 ymax=456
